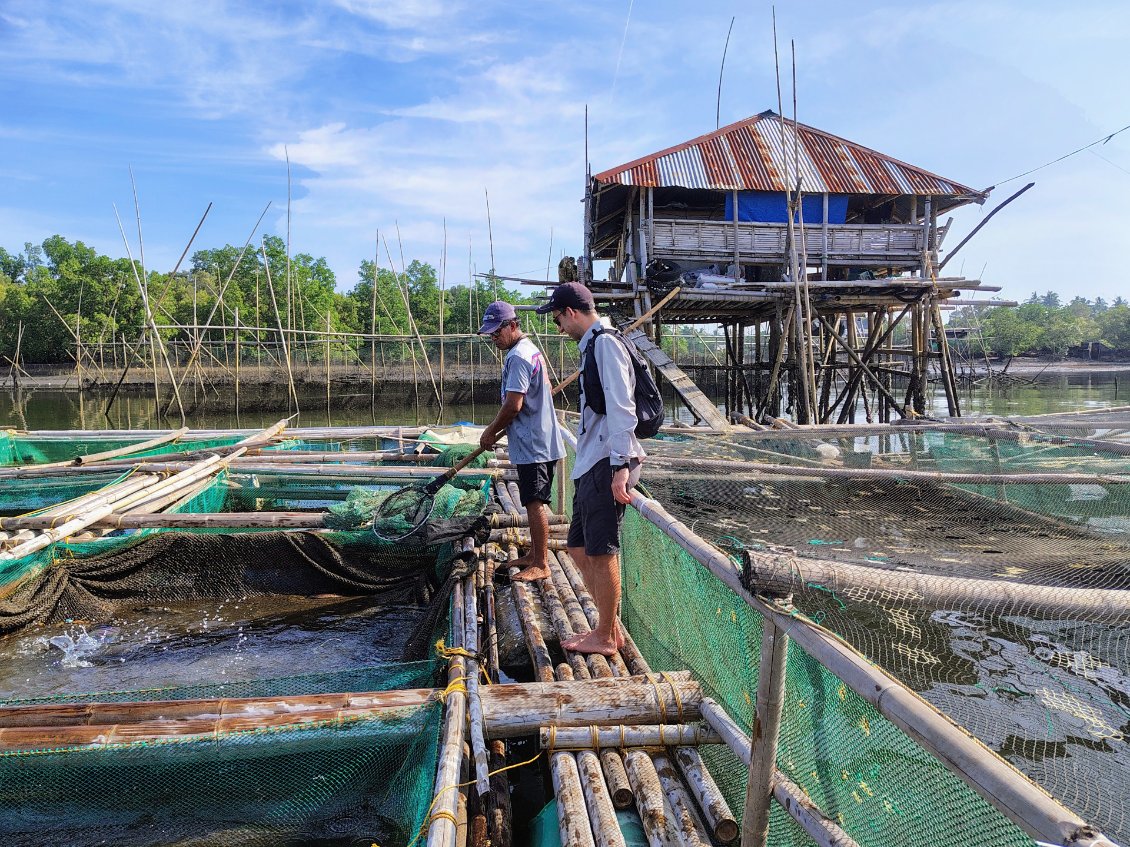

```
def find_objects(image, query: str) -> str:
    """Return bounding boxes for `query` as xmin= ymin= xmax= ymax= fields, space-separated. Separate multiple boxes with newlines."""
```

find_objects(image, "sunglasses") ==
xmin=552 ymin=310 xmax=565 ymax=327
xmin=489 ymin=321 xmax=514 ymax=338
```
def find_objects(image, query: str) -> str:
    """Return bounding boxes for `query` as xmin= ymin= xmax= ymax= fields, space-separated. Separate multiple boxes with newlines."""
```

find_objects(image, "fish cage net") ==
xmin=616 ymin=418 xmax=1130 ymax=846
xmin=0 ymin=442 xmax=498 ymax=846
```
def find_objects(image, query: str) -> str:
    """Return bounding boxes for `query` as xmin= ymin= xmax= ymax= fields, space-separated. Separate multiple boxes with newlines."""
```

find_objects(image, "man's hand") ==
xmin=611 ymin=466 xmax=633 ymax=505
xmin=479 ymin=431 xmax=497 ymax=451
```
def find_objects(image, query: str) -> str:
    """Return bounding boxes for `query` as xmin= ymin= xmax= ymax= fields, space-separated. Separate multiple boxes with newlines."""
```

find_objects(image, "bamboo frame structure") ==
xmin=630 ymin=492 xmax=1120 ymax=847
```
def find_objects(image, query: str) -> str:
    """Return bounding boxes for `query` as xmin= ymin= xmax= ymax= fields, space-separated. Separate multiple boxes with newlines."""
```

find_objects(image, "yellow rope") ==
xmin=436 ymin=676 xmax=468 ymax=702
xmin=646 ymin=673 xmax=667 ymax=723
xmin=434 ymin=638 xmax=477 ymax=661
xmin=661 ymin=670 xmax=685 ymax=722
xmin=371 ymin=750 xmax=543 ymax=847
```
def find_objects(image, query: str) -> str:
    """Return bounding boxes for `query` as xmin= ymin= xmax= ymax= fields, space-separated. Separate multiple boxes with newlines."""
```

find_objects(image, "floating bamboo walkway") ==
xmin=0 ymin=421 xmax=1121 ymax=847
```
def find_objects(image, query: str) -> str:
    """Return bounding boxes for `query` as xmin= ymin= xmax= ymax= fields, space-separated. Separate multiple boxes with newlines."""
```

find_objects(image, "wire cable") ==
xmin=995 ymin=122 xmax=1130 ymax=186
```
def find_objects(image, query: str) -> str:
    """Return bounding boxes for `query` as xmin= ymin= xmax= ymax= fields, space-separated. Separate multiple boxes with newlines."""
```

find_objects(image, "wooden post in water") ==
xmin=233 ymin=308 xmax=241 ymax=415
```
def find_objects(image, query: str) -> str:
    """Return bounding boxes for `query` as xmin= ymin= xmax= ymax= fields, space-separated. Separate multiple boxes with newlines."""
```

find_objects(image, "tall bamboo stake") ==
xmin=262 ymin=241 xmax=300 ymax=415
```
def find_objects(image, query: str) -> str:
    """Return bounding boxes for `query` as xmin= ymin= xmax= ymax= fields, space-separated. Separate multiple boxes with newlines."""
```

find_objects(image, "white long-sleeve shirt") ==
xmin=573 ymin=322 xmax=646 ymax=479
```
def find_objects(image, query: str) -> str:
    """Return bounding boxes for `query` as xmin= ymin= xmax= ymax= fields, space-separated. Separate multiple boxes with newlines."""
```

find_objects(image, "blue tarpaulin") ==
xmin=725 ymin=191 xmax=848 ymax=224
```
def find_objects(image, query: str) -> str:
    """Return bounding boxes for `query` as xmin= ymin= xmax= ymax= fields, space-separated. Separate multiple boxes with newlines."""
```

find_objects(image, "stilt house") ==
xmin=582 ymin=110 xmax=997 ymax=423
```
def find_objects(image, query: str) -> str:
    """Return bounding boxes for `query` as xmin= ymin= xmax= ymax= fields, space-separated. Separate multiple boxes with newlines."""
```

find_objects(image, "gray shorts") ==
xmin=566 ymin=458 xmax=642 ymax=556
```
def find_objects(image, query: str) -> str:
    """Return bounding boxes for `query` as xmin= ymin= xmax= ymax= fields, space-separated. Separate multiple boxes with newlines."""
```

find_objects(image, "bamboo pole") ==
xmin=479 ymin=673 xmax=700 ymax=739
xmin=673 ymin=746 xmax=739 ymax=843
xmin=631 ymin=494 xmax=1120 ymax=847
xmin=645 ymin=457 xmax=1130 ymax=487
xmin=262 ymin=242 xmax=300 ymax=415
xmin=464 ymin=572 xmax=491 ymax=799
xmin=502 ymin=546 xmax=556 ymax=682
xmin=550 ymin=751 xmax=598 ymax=847
xmin=541 ymin=724 xmax=721 ymax=750
xmin=576 ymin=749 xmax=626 ymax=847
xmin=621 ymin=749 xmax=684 ymax=847
xmin=742 ymin=616 xmax=789 ymax=847
xmin=0 ymin=451 xmax=240 ymax=561
xmin=427 ymin=580 xmax=467 ymax=847
xmin=652 ymin=753 xmax=712 ymax=847
xmin=0 ymin=688 xmax=436 ymax=732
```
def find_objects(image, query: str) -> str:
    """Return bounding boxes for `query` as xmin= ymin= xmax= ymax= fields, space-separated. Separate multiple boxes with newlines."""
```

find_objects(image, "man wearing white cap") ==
xmin=478 ymin=299 xmax=566 ymax=582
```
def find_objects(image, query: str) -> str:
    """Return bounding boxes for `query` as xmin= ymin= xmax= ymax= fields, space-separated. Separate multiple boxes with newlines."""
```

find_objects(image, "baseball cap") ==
xmin=534 ymin=281 xmax=596 ymax=315
xmin=478 ymin=300 xmax=518 ymax=334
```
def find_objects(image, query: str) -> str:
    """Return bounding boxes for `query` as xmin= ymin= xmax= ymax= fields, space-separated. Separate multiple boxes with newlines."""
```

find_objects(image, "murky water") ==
xmin=0 ymin=369 xmax=1125 ymax=431
xmin=0 ymin=595 xmax=422 ymax=703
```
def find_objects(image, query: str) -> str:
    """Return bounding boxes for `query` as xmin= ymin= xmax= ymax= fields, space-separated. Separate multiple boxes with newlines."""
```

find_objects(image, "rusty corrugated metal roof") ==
xmin=592 ymin=110 xmax=984 ymax=197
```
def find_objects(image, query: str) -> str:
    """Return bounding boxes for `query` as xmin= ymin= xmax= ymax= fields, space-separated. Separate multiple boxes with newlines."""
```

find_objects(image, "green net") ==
xmin=620 ymin=419 xmax=1129 ymax=846
xmin=0 ymin=441 xmax=500 ymax=846
xmin=0 ymin=674 xmax=442 ymax=847
xmin=0 ymin=432 xmax=247 ymax=466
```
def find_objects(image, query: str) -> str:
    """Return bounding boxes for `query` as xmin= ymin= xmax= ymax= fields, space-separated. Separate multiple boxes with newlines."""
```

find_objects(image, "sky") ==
xmin=1 ymin=0 xmax=1128 ymax=307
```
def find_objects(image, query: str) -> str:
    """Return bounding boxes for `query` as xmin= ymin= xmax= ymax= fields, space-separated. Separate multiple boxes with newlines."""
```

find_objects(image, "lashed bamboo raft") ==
xmin=0 ymin=420 xmax=1122 ymax=847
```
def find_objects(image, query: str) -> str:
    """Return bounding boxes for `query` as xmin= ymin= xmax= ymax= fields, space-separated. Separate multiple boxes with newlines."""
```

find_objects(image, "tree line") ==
xmin=947 ymin=292 xmax=1130 ymax=359
xmin=0 ymin=236 xmax=546 ymax=365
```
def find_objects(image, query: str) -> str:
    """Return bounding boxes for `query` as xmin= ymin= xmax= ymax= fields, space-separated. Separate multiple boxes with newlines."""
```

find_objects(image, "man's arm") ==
xmin=480 ymin=391 xmax=525 ymax=450
xmin=596 ymin=335 xmax=639 ymax=505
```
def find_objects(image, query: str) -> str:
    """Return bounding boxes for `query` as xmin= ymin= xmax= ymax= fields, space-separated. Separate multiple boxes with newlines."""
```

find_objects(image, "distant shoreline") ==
xmin=965 ymin=358 xmax=1130 ymax=376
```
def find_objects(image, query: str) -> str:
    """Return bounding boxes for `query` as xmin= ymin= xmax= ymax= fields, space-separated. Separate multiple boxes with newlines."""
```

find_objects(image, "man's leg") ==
xmin=511 ymin=461 xmax=554 ymax=580
xmin=510 ymin=499 xmax=551 ymax=580
xmin=562 ymin=550 xmax=621 ymax=655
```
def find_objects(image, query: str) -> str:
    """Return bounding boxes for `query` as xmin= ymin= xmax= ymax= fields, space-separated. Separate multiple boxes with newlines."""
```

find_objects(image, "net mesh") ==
xmin=0 ymin=441 xmax=496 ymax=846
xmin=612 ymin=415 xmax=1129 ymax=846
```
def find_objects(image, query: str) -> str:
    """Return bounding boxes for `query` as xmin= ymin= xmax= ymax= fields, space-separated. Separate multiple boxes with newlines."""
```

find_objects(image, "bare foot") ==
xmin=564 ymin=631 xmax=620 ymax=656
xmin=511 ymin=565 xmax=550 ymax=582
xmin=507 ymin=553 xmax=541 ymax=570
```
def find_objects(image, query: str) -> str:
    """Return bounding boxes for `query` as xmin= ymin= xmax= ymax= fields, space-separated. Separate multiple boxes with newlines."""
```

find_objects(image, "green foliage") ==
xmin=968 ymin=295 xmax=1127 ymax=358
xmin=0 ymin=237 xmax=550 ymax=364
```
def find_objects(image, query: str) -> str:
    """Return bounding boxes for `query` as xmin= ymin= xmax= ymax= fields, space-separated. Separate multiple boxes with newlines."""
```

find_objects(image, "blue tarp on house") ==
xmin=725 ymin=191 xmax=849 ymax=224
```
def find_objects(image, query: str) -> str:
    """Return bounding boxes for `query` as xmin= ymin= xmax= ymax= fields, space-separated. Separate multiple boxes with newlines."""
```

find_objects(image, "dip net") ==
xmin=609 ymin=413 xmax=1129 ymax=846
xmin=0 ymin=439 xmax=496 ymax=846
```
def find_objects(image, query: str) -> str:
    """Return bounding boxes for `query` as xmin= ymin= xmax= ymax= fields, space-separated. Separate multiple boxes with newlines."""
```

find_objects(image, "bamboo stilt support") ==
xmin=742 ymin=616 xmax=789 ymax=847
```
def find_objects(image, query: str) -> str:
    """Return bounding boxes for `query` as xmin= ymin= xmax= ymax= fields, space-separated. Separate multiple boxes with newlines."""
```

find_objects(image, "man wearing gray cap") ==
xmin=478 ymin=299 xmax=566 ymax=582
xmin=535 ymin=282 xmax=644 ymax=656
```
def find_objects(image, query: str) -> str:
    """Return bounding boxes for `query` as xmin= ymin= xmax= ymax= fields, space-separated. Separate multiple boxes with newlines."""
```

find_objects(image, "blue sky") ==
xmin=1 ymin=0 xmax=1128 ymax=304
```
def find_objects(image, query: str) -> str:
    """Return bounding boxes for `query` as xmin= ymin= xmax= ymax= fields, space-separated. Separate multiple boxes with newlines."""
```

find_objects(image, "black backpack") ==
xmin=581 ymin=326 xmax=665 ymax=439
